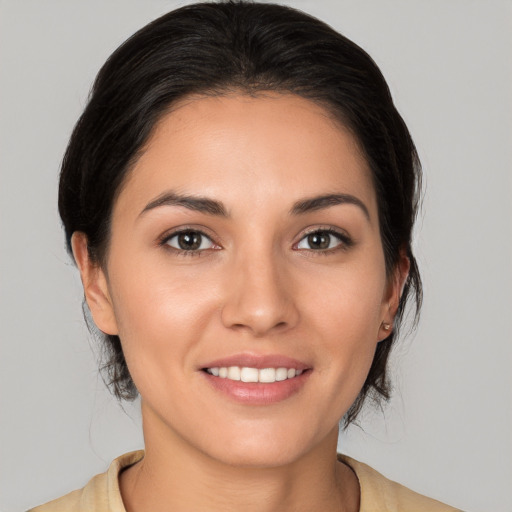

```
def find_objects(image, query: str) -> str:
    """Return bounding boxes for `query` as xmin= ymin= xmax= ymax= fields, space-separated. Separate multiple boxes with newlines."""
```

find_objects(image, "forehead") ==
xmin=116 ymin=93 xmax=377 ymax=219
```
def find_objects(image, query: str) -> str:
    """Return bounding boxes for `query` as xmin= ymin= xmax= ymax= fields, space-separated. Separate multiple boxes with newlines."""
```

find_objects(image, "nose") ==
xmin=220 ymin=251 xmax=299 ymax=337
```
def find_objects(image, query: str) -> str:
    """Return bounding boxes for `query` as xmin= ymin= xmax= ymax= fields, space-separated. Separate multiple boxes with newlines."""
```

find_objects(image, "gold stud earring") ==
xmin=382 ymin=322 xmax=391 ymax=331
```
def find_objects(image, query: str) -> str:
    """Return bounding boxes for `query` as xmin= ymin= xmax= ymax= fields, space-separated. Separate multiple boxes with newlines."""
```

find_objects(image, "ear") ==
xmin=71 ymin=232 xmax=119 ymax=335
xmin=378 ymin=248 xmax=410 ymax=340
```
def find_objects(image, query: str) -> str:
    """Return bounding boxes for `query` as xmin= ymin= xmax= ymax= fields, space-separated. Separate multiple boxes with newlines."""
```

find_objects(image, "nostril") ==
xmin=228 ymin=320 xmax=289 ymax=336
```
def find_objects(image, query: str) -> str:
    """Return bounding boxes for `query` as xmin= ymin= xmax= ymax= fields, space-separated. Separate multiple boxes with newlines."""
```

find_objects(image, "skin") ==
xmin=72 ymin=93 xmax=408 ymax=512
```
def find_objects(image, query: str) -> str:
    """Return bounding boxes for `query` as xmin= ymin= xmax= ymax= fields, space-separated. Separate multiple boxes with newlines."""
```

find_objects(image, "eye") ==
xmin=296 ymin=229 xmax=350 ymax=251
xmin=164 ymin=230 xmax=216 ymax=252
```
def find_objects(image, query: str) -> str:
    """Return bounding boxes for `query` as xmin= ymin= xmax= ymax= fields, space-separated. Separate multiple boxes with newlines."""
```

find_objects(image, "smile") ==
xmin=201 ymin=354 xmax=311 ymax=404
xmin=205 ymin=366 xmax=304 ymax=383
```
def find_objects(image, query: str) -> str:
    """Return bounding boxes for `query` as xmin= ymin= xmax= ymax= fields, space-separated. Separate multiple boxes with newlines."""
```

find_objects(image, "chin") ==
xmin=211 ymin=444 xmax=303 ymax=469
xmin=200 ymin=421 xmax=330 ymax=469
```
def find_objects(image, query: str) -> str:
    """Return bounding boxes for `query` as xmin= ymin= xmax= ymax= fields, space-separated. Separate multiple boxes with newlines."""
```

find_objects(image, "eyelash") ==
xmin=159 ymin=228 xmax=219 ymax=257
xmin=294 ymin=228 xmax=353 ymax=254
xmin=158 ymin=227 xmax=353 ymax=257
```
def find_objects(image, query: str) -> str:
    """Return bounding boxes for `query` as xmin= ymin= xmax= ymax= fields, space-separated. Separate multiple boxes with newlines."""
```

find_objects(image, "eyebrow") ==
xmin=139 ymin=191 xmax=370 ymax=220
xmin=290 ymin=193 xmax=370 ymax=220
xmin=139 ymin=191 xmax=228 ymax=218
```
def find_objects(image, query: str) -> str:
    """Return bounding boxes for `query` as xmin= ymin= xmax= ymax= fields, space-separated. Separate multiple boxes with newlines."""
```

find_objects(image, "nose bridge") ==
xmin=221 ymin=243 xmax=298 ymax=336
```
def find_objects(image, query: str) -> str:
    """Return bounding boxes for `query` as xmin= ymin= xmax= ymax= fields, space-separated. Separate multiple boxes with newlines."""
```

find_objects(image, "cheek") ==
xmin=300 ymin=260 xmax=387 ymax=403
xmin=304 ymin=256 xmax=387 ymax=343
xmin=106 ymin=257 xmax=221 ymax=387
xmin=110 ymin=249 xmax=218 ymax=323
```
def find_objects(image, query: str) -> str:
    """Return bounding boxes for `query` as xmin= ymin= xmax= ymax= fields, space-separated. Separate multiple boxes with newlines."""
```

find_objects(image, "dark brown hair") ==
xmin=59 ymin=0 xmax=422 ymax=426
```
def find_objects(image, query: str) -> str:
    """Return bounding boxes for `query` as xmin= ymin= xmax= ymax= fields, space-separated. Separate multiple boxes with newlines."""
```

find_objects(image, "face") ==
xmin=77 ymin=93 xmax=401 ymax=467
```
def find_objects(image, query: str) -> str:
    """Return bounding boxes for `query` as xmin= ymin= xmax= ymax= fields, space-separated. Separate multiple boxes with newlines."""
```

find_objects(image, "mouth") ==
xmin=200 ymin=354 xmax=311 ymax=405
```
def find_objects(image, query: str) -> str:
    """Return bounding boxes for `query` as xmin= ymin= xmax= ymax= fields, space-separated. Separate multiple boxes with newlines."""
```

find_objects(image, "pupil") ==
xmin=178 ymin=232 xmax=201 ymax=250
xmin=308 ymin=232 xmax=329 ymax=249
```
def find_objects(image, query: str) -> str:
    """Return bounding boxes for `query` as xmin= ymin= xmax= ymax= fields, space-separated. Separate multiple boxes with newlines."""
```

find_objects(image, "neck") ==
xmin=120 ymin=403 xmax=359 ymax=512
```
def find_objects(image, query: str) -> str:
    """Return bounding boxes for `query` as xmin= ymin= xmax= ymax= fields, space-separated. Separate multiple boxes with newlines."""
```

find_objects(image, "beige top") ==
xmin=29 ymin=451 xmax=462 ymax=512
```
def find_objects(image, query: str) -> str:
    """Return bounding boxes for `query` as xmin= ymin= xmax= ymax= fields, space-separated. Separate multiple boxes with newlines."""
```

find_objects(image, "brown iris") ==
xmin=177 ymin=231 xmax=203 ymax=250
xmin=307 ymin=232 xmax=331 ymax=250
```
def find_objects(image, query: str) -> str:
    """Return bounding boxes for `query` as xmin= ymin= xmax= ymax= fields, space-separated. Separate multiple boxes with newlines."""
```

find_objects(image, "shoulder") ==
xmin=28 ymin=451 xmax=144 ymax=512
xmin=339 ymin=454 xmax=463 ymax=512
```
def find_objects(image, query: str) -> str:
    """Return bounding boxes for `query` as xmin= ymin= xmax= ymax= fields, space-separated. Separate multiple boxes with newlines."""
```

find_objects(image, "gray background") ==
xmin=1 ymin=1 xmax=511 ymax=511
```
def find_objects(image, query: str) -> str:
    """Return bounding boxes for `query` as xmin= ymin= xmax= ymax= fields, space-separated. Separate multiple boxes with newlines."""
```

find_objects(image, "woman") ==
xmin=30 ymin=2 xmax=462 ymax=511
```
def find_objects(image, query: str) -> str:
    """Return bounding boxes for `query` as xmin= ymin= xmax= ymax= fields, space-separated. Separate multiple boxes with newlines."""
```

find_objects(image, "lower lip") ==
xmin=202 ymin=371 xmax=310 ymax=405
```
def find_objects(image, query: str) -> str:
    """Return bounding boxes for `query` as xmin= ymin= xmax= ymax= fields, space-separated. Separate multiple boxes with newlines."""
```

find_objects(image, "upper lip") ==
xmin=200 ymin=353 xmax=311 ymax=371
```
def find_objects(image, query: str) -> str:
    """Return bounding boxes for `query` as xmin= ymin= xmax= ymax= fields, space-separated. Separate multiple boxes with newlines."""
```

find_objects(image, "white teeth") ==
xmin=227 ymin=366 xmax=241 ymax=381
xmin=258 ymin=368 xmax=276 ymax=383
xmin=275 ymin=368 xmax=288 ymax=381
xmin=206 ymin=366 xmax=304 ymax=383
xmin=240 ymin=367 xmax=259 ymax=382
